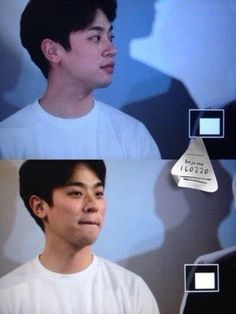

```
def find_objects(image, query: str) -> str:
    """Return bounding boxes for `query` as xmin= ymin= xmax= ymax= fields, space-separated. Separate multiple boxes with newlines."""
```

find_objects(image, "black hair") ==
xmin=20 ymin=0 xmax=117 ymax=78
xmin=19 ymin=160 xmax=106 ymax=232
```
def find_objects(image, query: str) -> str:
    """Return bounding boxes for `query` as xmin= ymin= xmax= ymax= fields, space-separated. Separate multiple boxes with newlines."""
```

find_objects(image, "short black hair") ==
xmin=20 ymin=0 xmax=117 ymax=78
xmin=19 ymin=160 xmax=106 ymax=232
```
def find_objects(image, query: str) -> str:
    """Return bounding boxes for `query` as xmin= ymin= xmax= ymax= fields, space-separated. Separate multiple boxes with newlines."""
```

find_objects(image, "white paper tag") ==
xmin=171 ymin=138 xmax=218 ymax=192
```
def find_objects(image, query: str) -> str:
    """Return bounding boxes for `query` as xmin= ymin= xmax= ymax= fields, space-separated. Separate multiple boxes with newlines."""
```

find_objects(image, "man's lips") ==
xmin=100 ymin=63 xmax=115 ymax=73
xmin=78 ymin=220 xmax=100 ymax=226
xmin=100 ymin=62 xmax=115 ymax=68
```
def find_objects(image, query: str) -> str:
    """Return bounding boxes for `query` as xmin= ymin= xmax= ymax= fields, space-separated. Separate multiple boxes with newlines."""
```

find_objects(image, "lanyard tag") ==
xmin=171 ymin=138 xmax=218 ymax=193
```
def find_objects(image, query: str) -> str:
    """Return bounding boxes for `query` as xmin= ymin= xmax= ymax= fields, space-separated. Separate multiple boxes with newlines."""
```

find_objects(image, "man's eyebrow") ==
xmin=65 ymin=181 xmax=103 ymax=188
xmin=87 ymin=25 xmax=113 ymax=32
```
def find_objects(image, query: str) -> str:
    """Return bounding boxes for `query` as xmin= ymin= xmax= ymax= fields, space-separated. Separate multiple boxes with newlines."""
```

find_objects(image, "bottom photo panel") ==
xmin=0 ymin=159 xmax=236 ymax=314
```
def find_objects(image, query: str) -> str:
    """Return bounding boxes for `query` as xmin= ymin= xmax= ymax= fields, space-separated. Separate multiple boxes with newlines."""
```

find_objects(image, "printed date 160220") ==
xmin=180 ymin=165 xmax=209 ymax=175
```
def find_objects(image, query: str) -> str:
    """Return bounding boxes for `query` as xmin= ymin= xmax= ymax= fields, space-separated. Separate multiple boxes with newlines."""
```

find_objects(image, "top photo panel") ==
xmin=0 ymin=0 xmax=235 ymax=159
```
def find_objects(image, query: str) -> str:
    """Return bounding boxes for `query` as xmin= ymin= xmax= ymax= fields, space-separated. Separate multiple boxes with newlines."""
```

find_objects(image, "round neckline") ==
xmin=34 ymin=254 xmax=98 ymax=280
xmin=34 ymin=99 xmax=99 ymax=125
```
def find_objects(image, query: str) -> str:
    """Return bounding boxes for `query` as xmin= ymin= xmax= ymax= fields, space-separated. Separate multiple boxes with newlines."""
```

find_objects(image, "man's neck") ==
xmin=39 ymin=243 xmax=93 ymax=274
xmin=40 ymin=77 xmax=95 ymax=118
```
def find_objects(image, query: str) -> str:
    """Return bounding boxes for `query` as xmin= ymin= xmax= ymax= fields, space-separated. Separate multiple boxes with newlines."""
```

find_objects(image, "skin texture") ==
xmin=40 ymin=9 xmax=117 ymax=118
xmin=30 ymin=165 xmax=106 ymax=274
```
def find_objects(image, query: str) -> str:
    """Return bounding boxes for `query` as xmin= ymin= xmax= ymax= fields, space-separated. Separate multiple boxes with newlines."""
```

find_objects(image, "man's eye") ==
xmin=96 ymin=191 xmax=104 ymax=198
xmin=68 ymin=191 xmax=82 ymax=197
xmin=90 ymin=35 xmax=101 ymax=42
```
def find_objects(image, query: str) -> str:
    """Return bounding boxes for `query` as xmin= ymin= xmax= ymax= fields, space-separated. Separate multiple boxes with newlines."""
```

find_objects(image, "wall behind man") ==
xmin=0 ymin=160 xmax=235 ymax=313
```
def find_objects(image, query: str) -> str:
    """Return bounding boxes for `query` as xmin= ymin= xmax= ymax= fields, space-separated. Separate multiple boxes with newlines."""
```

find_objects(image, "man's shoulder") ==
xmin=96 ymin=256 xmax=159 ymax=312
xmin=97 ymin=101 xmax=145 ymax=127
xmin=96 ymin=100 xmax=160 ymax=158
xmin=97 ymin=256 xmax=143 ymax=285
xmin=0 ymin=102 xmax=37 ymax=128
xmin=0 ymin=259 xmax=35 ymax=290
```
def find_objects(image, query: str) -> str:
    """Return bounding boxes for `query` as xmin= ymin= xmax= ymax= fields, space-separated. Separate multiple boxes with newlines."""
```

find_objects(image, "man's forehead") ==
xmin=86 ymin=9 xmax=113 ymax=32
xmin=65 ymin=181 xmax=103 ymax=188
xmin=70 ymin=164 xmax=102 ymax=185
xmin=87 ymin=24 xmax=113 ymax=32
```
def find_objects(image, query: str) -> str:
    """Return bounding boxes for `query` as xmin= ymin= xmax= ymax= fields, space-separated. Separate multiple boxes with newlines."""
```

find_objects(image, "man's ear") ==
xmin=41 ymin=39 xmax=62 ymax=64
xmin=29 ymin=195 xmax=48 ymax=219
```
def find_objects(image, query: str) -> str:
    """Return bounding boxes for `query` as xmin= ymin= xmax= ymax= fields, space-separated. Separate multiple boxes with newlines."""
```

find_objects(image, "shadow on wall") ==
xmin=123 ymin=78 xmax=197 ymax=159
xmin=0 ymin=40 xmax=21 ymax=121
xmin=119 ymin=160 xmax=232 ymax=314
xmin=117 ymin=0 xmax=198 ymax=159
xmin=0 ymin=161 xmax=21 ymax=276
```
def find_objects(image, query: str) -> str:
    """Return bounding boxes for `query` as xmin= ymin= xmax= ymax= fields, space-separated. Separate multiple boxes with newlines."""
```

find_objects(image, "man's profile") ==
xmin=0 ymin=1 xmax=160 ymax=159
xmin=0 ymin=160 xmax=160 ymax=313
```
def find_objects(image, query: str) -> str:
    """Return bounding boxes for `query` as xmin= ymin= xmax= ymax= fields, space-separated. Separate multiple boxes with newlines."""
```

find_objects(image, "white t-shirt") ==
xmin=0 ymin=100 xmax=160 ymax=159
xmin=0 ymin=255 xmax=160 ymax=314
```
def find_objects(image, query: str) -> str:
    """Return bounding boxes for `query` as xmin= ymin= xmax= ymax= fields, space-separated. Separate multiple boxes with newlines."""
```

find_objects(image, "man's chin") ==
xmin=95 ymin=80 xmax=113 ymax=89
xmin=74 ymin=235 xmax=99 ymax=248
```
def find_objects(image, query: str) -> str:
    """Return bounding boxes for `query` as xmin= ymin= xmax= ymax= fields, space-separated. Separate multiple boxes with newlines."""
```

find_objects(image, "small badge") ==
xmin=171 ymin=138 xmax=218 ymax=192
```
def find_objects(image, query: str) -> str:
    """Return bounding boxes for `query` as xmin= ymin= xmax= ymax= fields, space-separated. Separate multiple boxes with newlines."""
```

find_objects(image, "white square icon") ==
xmin=184 ymin=264 xmax=219 ymax=292
xmin=194 ymin=272 xmax=215 ymax=290
xmin=189 ymin=109 xmax=224 ymax=138
xmin=199 ymin=118 xmax=220 ymax=135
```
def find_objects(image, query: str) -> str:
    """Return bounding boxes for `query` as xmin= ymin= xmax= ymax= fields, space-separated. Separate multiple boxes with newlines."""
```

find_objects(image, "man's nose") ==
xmin=102 ymin=39 xmax=117 ymax=57
xmin=83 ymin=194 xmax=99 ymax=213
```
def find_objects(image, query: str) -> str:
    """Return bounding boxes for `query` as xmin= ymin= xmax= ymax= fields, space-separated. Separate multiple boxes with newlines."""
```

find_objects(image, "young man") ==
xmin=0 ymin=1 xmax=160 ymax=159
xmin=0 ymin=160 xmax=160 ymax=313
